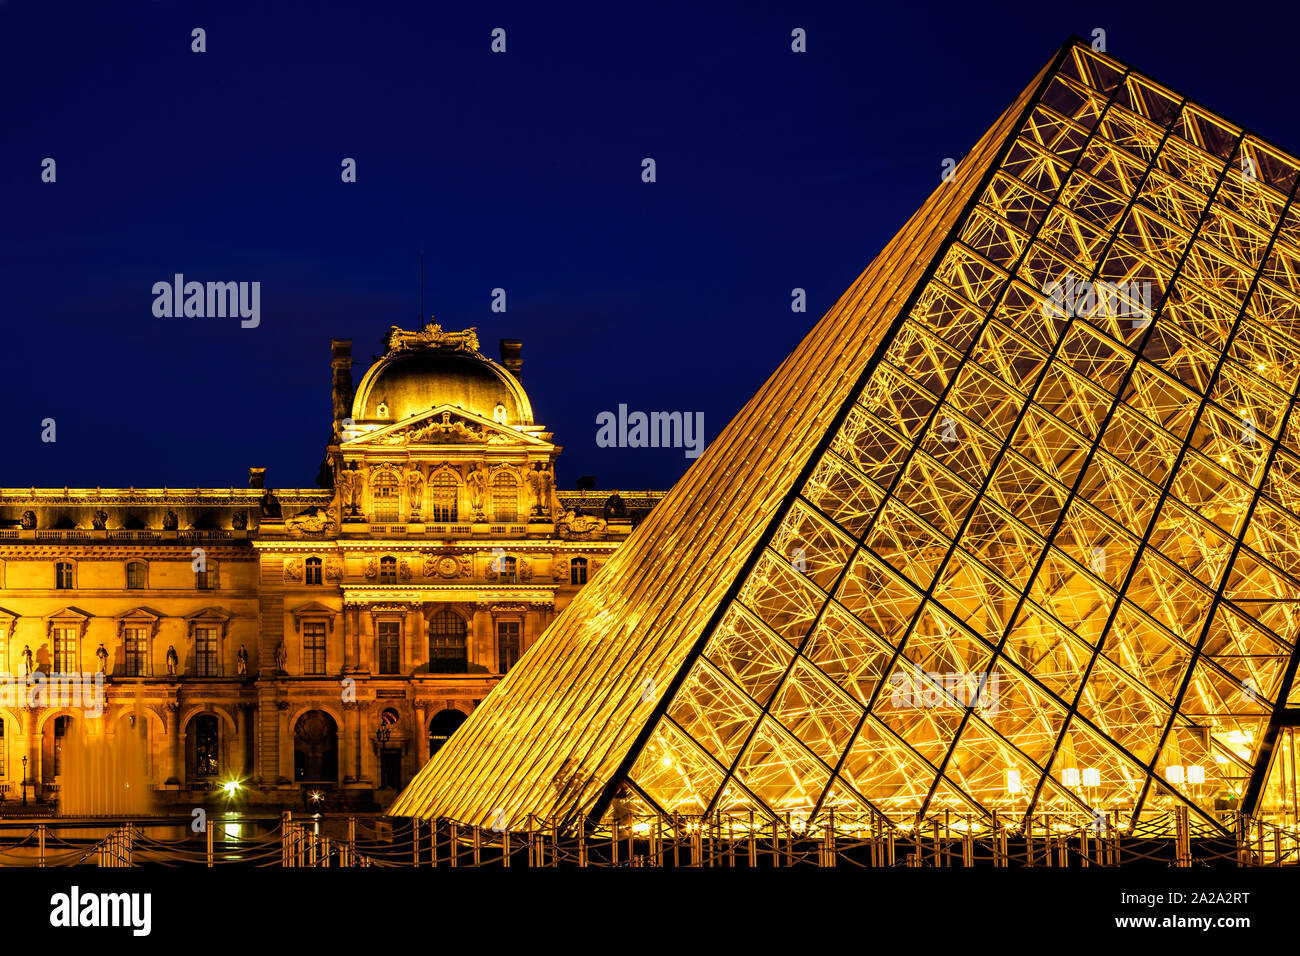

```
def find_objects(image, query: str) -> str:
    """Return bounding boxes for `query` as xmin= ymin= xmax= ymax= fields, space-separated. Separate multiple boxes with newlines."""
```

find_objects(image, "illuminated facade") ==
xmin=393 ymin=39 xmax=1300 ymax=835
xmin=0 ymin=323 xmax=661 ymax=808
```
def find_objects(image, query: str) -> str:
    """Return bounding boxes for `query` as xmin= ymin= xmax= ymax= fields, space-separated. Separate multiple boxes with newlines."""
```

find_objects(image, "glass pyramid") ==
xmin=392 ymin=38 xmax=1300 ymax=835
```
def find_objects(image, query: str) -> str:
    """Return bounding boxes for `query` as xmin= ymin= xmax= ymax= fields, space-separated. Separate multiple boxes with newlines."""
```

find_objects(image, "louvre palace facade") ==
xmin=0 ymin=321 xmax=662 ymax=809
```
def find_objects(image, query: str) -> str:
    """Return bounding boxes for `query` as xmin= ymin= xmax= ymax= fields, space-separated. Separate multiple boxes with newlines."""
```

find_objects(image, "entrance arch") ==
xmin=428 ymin=709 xmax=468 ymax=757
xmin=293 ymin=710 xmax=338 ymax=782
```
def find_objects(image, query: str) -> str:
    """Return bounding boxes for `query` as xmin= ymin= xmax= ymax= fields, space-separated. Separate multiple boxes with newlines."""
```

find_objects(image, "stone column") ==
xmin=415 ymin=704 xmax=429 ymax=767
xmin=277 ymin=701 xmax=292 ymax=785
xmin=163 ymin=702 xmax=181 ymax=785
xmin=233 ymin=704 xmax=249 ymax=776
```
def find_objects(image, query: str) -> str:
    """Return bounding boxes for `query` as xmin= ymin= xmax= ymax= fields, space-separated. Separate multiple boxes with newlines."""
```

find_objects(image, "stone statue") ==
xmin=95 ymin=643 xmax=108 ymax=673
xmin=166 ymin=645 xmax=179 ymax=676
xmin=557 ymin=508 xmax=608 ymax=539
xmin=237 ymin=644 xmax=249 ymax=677
xmin=20 ymin=645 xmax=33 ymax=677
xmin=466 ymin=465 xmax=487 ymax=515
xmin=163 ymin=509 xmax=179 ymax=531
xmin=259 ymin=490 xmax=282 ymax=519
xmin=232 ymin=509 xmax=248 ymax=530
xmin=19 ymin=511 xmax=36 ymax=530
xmin=527 ymin=463 xmax=554 ymax=517
xmin=407 ymin=471 xmax=424 ymax=515
xmin=337 ymin=469 xmax=360 ymax=514
xmin=275 ymin=641 xmax=287 ymax=675
xmin=284 ymin=505 xmax=330 ymax=533
xmin=603 ymin=490 xmax=627 ymax=520
xmin=92 ymin=509 xmax=109 ymax=530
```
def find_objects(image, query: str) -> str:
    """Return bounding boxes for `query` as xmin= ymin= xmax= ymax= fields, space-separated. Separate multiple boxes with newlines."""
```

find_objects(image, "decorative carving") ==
xmin=398 ymin=560 xmax=413 ymax=582
xmin=556 ymin=509 xmax=608 ymax=540
xmin=283 ymin=558 xmax=303 ymax=582
xmin=324 ymin=559 xmax=343 ymax=582
xmin=429 ymin=555 xmax=461 ymax=579
xmin=384 ymin=320 xmax=480 ymax=356
xmin=162 ymin=509 xmax=179 ymax=530
xmin=285 ymin=506 xmax=333 ymax=534
xmin=364 ymin=558 xmax=378 ymax=579
xmin=526 ymin=463 xmax=555 ymax=517
xmin=407 ymin=471 xmax=424 ymax=517
xmin=519 ymin=559 xmax=533 ymax=583
xmin=92 ymin=510 xmax=108 ymax=530
xmin=232 ymin=510 xmax=248 ymax=530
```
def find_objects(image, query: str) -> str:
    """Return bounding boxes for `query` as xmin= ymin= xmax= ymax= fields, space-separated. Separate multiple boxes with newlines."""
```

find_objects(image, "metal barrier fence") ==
xmin=0 ymin=808 xmax=1296 ymax=867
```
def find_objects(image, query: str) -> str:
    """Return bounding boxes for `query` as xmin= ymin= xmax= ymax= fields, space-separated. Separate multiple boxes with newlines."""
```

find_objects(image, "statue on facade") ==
xmin=466 ymin=464 xmax=487 ymax=517
xmin=166 ymin=645 xmax=179 ymax=677
xmin=337 ymin=468 xmax=361 ymax=515
xmin=527 ymin=463 xmax=554 ymax=518
xmin=285 ymin=505 xmax=331 ymax=534
xmin=232 ymin=509 xmax=248 ymax=530
xmin=557 ymin=508 xmax=608 ymax=539
xmin=95 ymin=643 xmax=108 ymax=673
xmin=20 ymin=645 xmax=33 ymax=678
xmin=407 ymin=471 xmax=424 ymax=517
xmin=603 ymin=490 xmax=628 ymax=520
xmin=92 ymin=509 xmax=109 ymax=531
xmin=237 ymin=644 xmax=249 ymax=677
xmin=19 ymin=511 xmax=36 ymax=530
xmin=162 ymin=509 xmax=179 ymax=531
xmin=275 ymin=641 xmax=288 ymax=675
xmin=259 ymin=490 xmax=282 ymax=519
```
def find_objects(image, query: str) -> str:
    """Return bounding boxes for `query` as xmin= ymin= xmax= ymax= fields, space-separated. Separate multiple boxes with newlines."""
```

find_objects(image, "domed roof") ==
xmin=352 ymin=332 xmax=533 ymax=426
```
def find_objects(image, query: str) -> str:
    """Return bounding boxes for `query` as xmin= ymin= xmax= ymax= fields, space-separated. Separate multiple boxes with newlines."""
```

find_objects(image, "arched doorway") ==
xmin=186 ymin=714 xmax=221 ymax=781
xmin=428 ymin=709 xmax=468 ymax=757
xmin=294 ymin=710 xmax=338 ymax=782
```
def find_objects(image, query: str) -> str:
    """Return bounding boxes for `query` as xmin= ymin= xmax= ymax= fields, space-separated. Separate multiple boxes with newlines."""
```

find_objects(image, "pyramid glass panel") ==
xmin=391 ymin=39 xmax=1300 ymax=834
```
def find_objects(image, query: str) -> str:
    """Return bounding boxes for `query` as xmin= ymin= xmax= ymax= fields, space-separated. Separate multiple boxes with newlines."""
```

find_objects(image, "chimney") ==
xmin=499 ymin=339 xmax=523 ymax=381
xmin=331 ymin=338 xmax=354 ymax=426
xmin=249 ymin=467 xmax=266 ymax=489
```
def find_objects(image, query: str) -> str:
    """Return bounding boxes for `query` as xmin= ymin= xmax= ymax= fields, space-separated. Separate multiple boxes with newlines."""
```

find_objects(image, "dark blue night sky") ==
xmin=4 ymin=0 xmax=1299 ymax=493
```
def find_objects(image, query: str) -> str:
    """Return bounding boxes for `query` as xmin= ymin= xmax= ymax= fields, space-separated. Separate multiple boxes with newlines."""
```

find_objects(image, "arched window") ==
xmin=379 ymin=556 xmax=397 ymax=585
xmin=570 ymin=556 xmax=588 ymax=586
xmin=428 ymin=610 xmax=468 ymax=673
xmin=431 ymin=472 xmax=459 ymax=523
xmin=491 ymin=472 xmax=518 ymax=523
xmin=372 ymin=473 xmax=400 ymax=523
xmin=53 ymin=716 xmax=71 ymax=777
xmin=293 ymin=710 xmax=338 ymax=782
xmin=55 ymin=561 xmax=74 ymax=590
xmin=428 ymin=709 xmax=468 ymax=756
xmin=304 ymin=556 xmax=323 ymax=586
xmin=126 ymin=561 xmax=147 ymax=590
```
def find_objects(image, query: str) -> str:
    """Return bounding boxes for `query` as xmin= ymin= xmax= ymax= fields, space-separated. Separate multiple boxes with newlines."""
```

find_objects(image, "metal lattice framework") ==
xmin=392 ymin=38 xmax=1300 ymax=835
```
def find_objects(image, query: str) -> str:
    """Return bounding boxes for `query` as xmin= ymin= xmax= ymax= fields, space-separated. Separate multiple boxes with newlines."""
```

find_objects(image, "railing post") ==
xmin=413 ymin=818 xmax=420 ymax=867
xmin=39 ymin=824 xmax=46 ymax=867
xmin=207 ymin=822 xmax=214 ymax=867
xmin=473 ymin=825 xmax=481 ymax=867
xmin=503 ymin=827 xmax=511 ymax=868
xmin=578 ymin=815 xmax=587 ymax=868
xmin=450 ymin=822 xmax=459 ymax=868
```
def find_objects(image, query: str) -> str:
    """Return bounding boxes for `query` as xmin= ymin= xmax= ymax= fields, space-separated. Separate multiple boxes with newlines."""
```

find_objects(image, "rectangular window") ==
xmin=53 ymin=627 xmax=77 ymax=673
xmin=123 ymin=627 xmax=149 ymax=676
xmin=194 ymin=628 xmax=219 ymax=677
xmin=196 ymin=568 xmax=214 ymax=590
xmin=55 ymin=563 xmax=74 ymax=590
xmin=305 ymin=559 xmax=322 ymax=586
xmin=496 ymin=620 xmax=522 ymax=673
xmin=431 ymin=478 xmax=458 ymax=523
xmin=126 ymin=563 xmax=146 ymax=589
xmin=302 ymin=622 xmax=326 ymax=676
xmin=373 ymin=483 xmax=400 ymax=523
xmin=377 ymin=621 xmax=401 ymax=675
xmin=570 ymin=558 xmax=588 ymax=586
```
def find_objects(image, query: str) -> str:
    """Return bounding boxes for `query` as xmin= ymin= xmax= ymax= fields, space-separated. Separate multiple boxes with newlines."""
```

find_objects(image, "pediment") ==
xmin=347 ymin=404 xmax=550 ymax=448
xmin=185 ymin=607 xmax=231 ymax=623
xmin=44 ymin=606 xmax=91 ymax=623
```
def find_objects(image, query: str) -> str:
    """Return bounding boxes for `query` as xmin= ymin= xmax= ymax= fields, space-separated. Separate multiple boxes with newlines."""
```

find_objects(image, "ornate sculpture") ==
xmin=399 ymin=560 xmax=413 ymax=581
xmin=232 ymin=509 xmax=248 ymax=530
xmin=163 ymin=509 xmax=179 ymax=531
xmin=324 ymin=559 xmax=343 ymax=582
xmin=603 ymin=490 xmax=628 ymax=520
xmin=237 ymin=644 xmax=249 ymax=677
xmin=466 ymin=464 xmax=487 ymax=517
xmin=283 ymin=558 xmax=303 ymax=582
xmin=364 ymin=558 xmax=378 ymax=579
xmin=19 ymin=511 xmax=36 ymax=530
xmin=96 ymin=643 xmax=108 ymax=673
xmin=21 ymin=645 xmax=33 ymax=677
xmin=166 ymin=645 xmax=178 ymax=676
xmin=285 ymin=506 xmax=331 ymax=534
xmin=407 ymin=471 xmax=424 ymax=517
xmin=92 ymin=510 xmax=108 ymax=530
xmin=556 ymin=508 xmax=608 ymax=539
xmin=337 ymin=468 xmax=361 ymax=515
xmin=275 ymin=641 xmax=288 ymax=675
xmin=384 ymin=320 xmax=480 ymax=355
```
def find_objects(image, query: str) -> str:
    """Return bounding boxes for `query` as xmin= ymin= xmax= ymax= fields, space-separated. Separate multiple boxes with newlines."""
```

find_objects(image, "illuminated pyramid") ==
xmin=393 ymin=38 xmax=1300 ymax=834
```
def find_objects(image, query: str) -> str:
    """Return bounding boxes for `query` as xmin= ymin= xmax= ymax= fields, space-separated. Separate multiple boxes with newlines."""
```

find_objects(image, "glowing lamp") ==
xmin=1187 ymin=765 xmax=1206 ymax=785
xmin=1166 ymin=765 xmax=1185 ymax=784
xmin=1081 ymin=767 xmax=1100 ymax=788
xmin=1061 ymin=767 xmax=1080 ymax=787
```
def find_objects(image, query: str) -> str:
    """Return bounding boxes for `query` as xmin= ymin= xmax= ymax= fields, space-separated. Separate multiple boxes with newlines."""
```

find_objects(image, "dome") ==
xmin=352 ymin=347 xmax=533 ymax=426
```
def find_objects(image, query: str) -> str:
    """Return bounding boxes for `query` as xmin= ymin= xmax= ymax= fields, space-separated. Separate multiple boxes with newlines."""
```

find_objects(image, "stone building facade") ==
xmin=0 ymin=322 xmax=662 ymax=810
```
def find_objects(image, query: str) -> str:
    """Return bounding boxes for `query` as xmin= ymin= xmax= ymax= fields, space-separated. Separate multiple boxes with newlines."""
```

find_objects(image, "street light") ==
xmin=20 ymin=754 xmax=27 ymax=808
